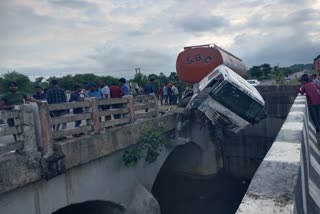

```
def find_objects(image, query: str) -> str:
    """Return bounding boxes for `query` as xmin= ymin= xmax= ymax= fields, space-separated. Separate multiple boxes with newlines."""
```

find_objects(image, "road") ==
xmin=260 ymin=71 xmax=306 ymax=86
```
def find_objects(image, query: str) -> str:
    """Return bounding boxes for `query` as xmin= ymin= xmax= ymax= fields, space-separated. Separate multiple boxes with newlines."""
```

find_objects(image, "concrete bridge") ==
xmin=0 ymin=87 xmax=319 ymax=214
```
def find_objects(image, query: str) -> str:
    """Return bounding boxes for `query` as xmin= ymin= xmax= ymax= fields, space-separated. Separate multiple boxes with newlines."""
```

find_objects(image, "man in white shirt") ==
xmin=99 ymin=80 xmax=111 ymax=120
xmin=171 ymin=85 xmax=179 ymax=104
xmin=99 ymin=80 xmax=110 ymax=99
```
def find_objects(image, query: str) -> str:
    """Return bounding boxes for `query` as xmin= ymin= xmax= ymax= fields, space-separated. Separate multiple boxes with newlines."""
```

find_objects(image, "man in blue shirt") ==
xmin=144 ymin=79 xmax=156 ymax=94
xmin=119 ymin=78 xmax=130 ymax=95
xmin=32 ymin=86 xmax=46 ymax=100
xmin=87 ymin=82 xmax=102 ymax=99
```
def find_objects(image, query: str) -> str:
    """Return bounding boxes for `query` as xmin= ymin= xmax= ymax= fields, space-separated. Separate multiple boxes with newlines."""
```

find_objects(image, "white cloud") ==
xmin=0 ymin=0 xmax=319 ymax=79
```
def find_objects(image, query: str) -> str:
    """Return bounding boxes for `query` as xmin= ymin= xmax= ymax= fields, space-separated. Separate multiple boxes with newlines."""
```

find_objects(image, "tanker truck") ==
xmin=176 ymin=44 xmax=265 ymax=133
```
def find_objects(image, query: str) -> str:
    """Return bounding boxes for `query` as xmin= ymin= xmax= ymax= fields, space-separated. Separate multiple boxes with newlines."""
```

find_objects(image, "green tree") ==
xmin=132 ymin=73 xmax=148 ymax=87
xmin=0 ymin=71 xmax=33 ymax=94
xmin=168 ymin=72 xmax=179 ymax=82
xmin=159 ymin=72 xmax=168 ymax=84
xmin=261 ymin=63 xmax=272 ymax=78
xmin=248 ymin=66 xmax=263 ymax=79
xmin=273 ymin=66 xmax=285 ymax=84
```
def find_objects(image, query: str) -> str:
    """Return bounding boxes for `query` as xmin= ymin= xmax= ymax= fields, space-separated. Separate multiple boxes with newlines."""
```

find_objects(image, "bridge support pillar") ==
xmin=127 ymin=184 xmax=161 ymax=214
xmin=163 ymin=119 xmax=223 ymax=177
xmin=188 ymin=121 xmax=223 ymax=176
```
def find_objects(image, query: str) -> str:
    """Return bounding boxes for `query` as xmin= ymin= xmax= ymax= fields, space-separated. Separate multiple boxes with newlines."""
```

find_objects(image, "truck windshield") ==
xmin=209 ymin=82 xmax=264 ymax=123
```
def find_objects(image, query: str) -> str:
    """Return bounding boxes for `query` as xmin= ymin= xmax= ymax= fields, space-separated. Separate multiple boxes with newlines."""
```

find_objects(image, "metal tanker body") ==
xmin=176 ymin=44 xmax=265 ymax=133
xmin=176 ymin=44 xmax=247 ymax=83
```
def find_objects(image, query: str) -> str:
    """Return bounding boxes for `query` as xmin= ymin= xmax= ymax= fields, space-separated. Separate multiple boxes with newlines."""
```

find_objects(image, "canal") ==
xmin=152 ymin=169 xmax=249 ymax=214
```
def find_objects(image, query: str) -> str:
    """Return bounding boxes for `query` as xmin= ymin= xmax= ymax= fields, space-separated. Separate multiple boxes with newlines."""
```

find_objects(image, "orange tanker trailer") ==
xmin=176 ymin=44 xmax=247 ymax=83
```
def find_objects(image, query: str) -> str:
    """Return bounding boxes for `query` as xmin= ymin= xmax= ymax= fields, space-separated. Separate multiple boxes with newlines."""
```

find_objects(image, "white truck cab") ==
xmin=187 ymin=65 xmax=265 ymax=133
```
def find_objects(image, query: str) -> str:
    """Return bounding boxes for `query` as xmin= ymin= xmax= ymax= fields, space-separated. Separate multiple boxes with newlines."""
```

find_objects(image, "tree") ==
xmin=273 ymin=66 xmax=285 ymax=84
xmin=159 ymin=72 xmax=168 ymax=84
xmin=34 ymin=77 xmax=44 ymax=86
xmin=261 ymin=64 xmax=272 ymax=77
xmin=0 ymin=71 xmax=33 ymax=94
xmin=248 ymin=66 xmax=263 ymax=79
xmin=168 ymin=72 xmax=178 ymax=82
xmin=132 ymin=73 xmax=148 ymax=87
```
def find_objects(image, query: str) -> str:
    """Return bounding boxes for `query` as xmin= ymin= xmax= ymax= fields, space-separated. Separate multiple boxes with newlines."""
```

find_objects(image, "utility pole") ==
xmin=135 ymin=68 xmax=141 ymax=74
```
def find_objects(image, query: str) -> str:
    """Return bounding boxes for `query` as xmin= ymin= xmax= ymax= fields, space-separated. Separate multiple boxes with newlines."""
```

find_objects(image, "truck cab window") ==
xmin=209 ymin=82 xmax=264 ymax=123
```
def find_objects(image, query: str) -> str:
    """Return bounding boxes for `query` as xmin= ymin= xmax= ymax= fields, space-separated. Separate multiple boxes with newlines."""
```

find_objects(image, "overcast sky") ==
xmin=0 ymin=0 xmax=319 ymax=79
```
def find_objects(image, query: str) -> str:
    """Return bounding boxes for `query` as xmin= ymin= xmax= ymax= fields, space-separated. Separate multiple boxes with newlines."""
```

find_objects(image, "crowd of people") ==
xmin=0 ymin=77 xmax=184 ymax=136
xmin=2 ymin=72 xmax=320 ymax=138
xmin=157 ymin=82 xmax=181 ymax=105
xmin=0 ymin=77 xmax=133 ymax=136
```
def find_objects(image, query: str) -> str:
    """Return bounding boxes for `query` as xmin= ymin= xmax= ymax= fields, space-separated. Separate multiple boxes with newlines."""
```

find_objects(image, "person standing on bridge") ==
xmin=46 ymin=79 xmax=68 ymax=131
xmin=86 ymin=82 xmax=102 ymax=99
xmin=32 ymin=86 xmax=46 ymax=100
xmin=145 ymin=79 xmax=156 ymax=95
xmin=299 ymin=75 xmax=320 ymax=132
xmin=0 ymin=81 xmax=41 ymax=140
xmin=119 ymin=78 xmax=130 ymax=95
xmin=0 ymin=81 xmax=41 ymax=111
xmin=110 ymin=83 xmax=126 ymax=119
xmin=99 ymin=80 xmax=111 ymax=120
xmin=69 ymin=85 xmax=84 ymax=132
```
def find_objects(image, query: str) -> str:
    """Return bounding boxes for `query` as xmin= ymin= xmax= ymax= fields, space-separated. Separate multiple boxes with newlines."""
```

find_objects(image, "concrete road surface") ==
xmin=260 ymin=71 xmax=307 ymax=86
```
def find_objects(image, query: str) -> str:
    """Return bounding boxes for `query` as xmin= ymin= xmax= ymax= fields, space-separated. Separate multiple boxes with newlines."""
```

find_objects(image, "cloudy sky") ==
xmin=0 ymin=0 xmax=319 ymax=79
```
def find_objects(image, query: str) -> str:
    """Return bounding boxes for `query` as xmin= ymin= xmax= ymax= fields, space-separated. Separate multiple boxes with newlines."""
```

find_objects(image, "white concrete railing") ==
xmin=0 ymin=95 xmax=158 ymax=157
xmin=0 ymin=105 xmax=38 ymax=156
xmin=236 ymin=95 xmax=320 ymax=214
xmin=134 ymin=94 xmax=159 ymax=119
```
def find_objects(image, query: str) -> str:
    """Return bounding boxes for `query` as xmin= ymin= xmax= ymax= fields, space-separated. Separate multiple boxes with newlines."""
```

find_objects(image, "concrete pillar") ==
xmin=127 ymin=184 xmax=161 ymax=214
xmin=20 ymin=104 xmax=38 ymax=153
xmin=38 ymin=102 xmax=53 ymax=157
xmin=163 ymin=120 xmax=223 ymax=177
xmin=189 ymin=122 xmax=223 ymax=176
xmin=89 ymin=98 xmax=100 ymax=133
xmin=127 ymin=95 xmax=135 ymax=122
xmin=152 ymin=94 xmax=159 ymax=117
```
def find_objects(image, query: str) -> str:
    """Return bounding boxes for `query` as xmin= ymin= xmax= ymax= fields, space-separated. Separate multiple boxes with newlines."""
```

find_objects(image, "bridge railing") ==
xmin=98 ymin=97 xmax=132 ymax=129
xmin=0 ymin=95 xmax=158 ymax=156
xmin=36 ymin=95 xmax=157 ymax=153
xmin=134 ymin=94 xmax=158 ymax=119
xmin=0 ymin=105 xmax=37 ymax=156
xmin=47 ymin=99 xmax=93 ymax=139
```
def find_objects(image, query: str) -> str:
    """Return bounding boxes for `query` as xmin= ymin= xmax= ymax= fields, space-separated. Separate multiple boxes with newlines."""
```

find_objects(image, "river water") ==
xmin=152 ymin=170 xmax=249 ymax=214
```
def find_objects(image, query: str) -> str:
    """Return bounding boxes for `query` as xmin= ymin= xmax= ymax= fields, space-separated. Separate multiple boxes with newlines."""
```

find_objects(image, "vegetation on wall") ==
xmin=122 ymin=127 xmax=169 ymax=167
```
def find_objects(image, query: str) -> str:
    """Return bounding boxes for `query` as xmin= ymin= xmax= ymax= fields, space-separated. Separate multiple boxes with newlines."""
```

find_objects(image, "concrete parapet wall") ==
xmin=257 ymin=85 xmax=298 ymax=118
xmin=236 ymin=95 xmax=320 ymax=214
xmin=0 ymin=113 xmax=178 ymax=214
xmin=223 ymin=85 xmax=298 ymax=179
xmin=0 ymin=113 xmax=177 ymax=195
xmin=55 ymin=113 xmax=177 ymax=170
xmin=0 ymin=143 xmax=171 ymax=214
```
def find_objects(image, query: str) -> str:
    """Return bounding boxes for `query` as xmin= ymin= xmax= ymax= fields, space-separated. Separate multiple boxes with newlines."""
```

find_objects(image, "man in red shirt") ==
xmin=110 ymin=83 xmax=126 ymax=119
xmin=299 ymin=75 xmax=320 ymax=132
xmin=110 ymin=83 xmax=125 ymax=98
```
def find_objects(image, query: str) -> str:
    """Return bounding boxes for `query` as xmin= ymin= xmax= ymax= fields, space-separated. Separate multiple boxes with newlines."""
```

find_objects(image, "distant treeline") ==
xmin=247 ymin=63 xmax=313 ymax=80
xmin=0 ymin=70 xmax=182 ymax=94
xmin=0 ymin=63 xmax=313 ymax=94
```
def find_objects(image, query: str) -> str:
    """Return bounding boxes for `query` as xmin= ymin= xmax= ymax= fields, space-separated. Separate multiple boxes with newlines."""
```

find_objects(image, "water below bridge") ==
xmin=152 ymin=169 xmax=249 ymax=214
xmin=52 ymin=170 xmax=250 ymax=214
